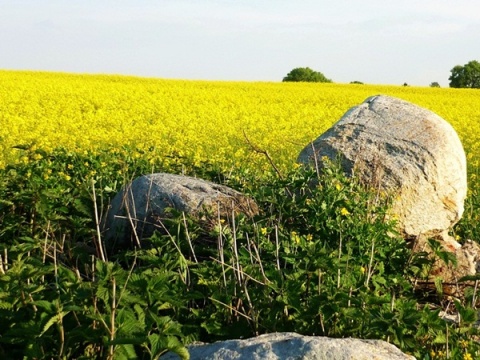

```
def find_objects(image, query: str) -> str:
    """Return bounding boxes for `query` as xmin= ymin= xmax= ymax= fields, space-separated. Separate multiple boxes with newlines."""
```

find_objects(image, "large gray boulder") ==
xmin=297 ymin=95 xmax=467 ymax=239
xmin=104 ymin=173 xmax=258 ymax=247
xmin=160 ymin=332 xmax=415 ymax=360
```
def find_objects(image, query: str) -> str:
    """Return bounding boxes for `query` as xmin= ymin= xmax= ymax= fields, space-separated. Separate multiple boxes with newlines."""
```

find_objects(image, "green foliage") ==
xmin=282 ymin=67 xmax=332 ymax=83
xmin=449 ymin=60 xmax=480 ymax=88
xmin=430 ymin=82 xmax=440 ymax=88
xmin=0 ymin=147 xmax=479 ymax=359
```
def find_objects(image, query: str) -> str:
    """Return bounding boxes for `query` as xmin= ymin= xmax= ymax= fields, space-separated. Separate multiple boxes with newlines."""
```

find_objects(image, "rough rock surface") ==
xmin=160 ymin=332 xmax=415 ymax=360
xmin=297 ymin=95 xmax=467 ymax=239
xmin=104 ymin=173 xmax=258 ymax=247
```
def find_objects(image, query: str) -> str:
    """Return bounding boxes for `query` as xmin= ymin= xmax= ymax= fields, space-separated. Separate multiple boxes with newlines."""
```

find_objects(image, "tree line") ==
xmin=283 ymin=60 xmax=480 ymax=88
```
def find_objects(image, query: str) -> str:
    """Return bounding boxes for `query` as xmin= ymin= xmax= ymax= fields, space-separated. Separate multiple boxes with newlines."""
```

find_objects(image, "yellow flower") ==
xmin=464 ymin=353 xmax=473 ymax=360
xmin=335 ymin=183 xmax=342 ymax=191
xmin=306 ymin=234 xmax=313 ymax=242
xmin=261 ymin=227 xmax=268 ymax=236
xmin=340 ymin=207 xmax=350 ymax=216
xmin=67 ymin=164 xmax=74 ymax=169
xmin=291 ymin=231 xmax=300 ymax=244
xmin=360 ymin=266 xmax=366 ymax=274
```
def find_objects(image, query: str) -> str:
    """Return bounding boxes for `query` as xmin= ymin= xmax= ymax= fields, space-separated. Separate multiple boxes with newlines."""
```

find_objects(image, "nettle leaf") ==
xmin=149 ymin=334 xmax=189 ymax=360
xmin=73 ymin=198 xmax=93 ymax=217
xmin=112 ymin=343 xmax=138 ymax=360
xmin=96 ymin=285 xmax=110 ymax=305
xmin=32 ymin=300 xmax=56 ymax=312
xmin=0 ymin=300 xmax=13 ymax=310
xmin=40 ymin=311 xmax=70 ymax=336
xmin=116 ymin=309 xmax=145 ymax=336
xmin=148 ymin=333 xmax=163 ymax=357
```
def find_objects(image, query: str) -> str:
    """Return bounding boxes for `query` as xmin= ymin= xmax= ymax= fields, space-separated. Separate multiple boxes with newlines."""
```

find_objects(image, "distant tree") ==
xmin=449 ymin=60 xmax=480 ymax=88
xmin=282 ymin=67 xmax=332 ymax=83
xmin=350 ymin=81 xmax=364 ymax=84
xmin=430 ymin=82 xmax=440 ymax=88
xmin=403 ymin=83 xmax=409 ymax=87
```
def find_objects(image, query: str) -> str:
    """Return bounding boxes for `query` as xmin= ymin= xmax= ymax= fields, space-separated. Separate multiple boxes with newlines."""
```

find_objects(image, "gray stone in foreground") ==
xmin=104 ymin=173 xmax=258 ymax=247
xmin=160 ymin=332 xmax=415 ymax=360
xmin=297 ymin=95 xmax=467 ymax=239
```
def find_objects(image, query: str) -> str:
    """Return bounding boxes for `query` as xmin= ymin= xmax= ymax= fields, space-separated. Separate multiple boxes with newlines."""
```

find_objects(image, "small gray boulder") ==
xmin=160 ymin=332 xmax=415 ymax=360
xmin=104 ymin=173 xmax=258 ymax=247
xmin=297 ymin=95 xmax=467 ymax=239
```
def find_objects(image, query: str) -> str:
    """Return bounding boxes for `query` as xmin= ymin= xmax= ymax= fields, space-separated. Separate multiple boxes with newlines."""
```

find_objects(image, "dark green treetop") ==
xmin=449 ymin=60 xmax=480 ymax=88
xmin=283 ymin=67 xmax=332 ymax=83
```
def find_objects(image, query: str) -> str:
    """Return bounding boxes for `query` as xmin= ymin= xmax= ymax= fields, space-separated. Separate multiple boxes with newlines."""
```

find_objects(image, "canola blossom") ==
xmin=1 ymin=70 xmax=479 ymax=177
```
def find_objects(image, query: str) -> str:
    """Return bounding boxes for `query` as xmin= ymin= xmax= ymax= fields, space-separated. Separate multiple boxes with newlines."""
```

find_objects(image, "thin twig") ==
xmin=109 ymin=277 xmax=116 ymax=360
xmin=275 ymin=225 xmax=281 ymax=272
xmin=243 ymin=130 xmax=284 ymax=180
xmin=231 ymin=205 xmax=242 ymax=284
xmin=209 ymin=297 xmax=254 ymax=323
xmin=365 ymin=238 xmax=376 ymax=288
xmin=337 ymin=231 xmax=342 ymax=288
xmin=249 ymin=232 xmax=270 ymax=284
xmin=92 ymin=179 xmax=107 ymax=261
xmin=182 ymin=212 xmax=198 ymax=263
xmin=217 ymin=205 xmax=227 ymax=288
xmin=210 ymin=258 xmax=268 ymax=286
xmin=122 ymin=183 xmax=142 ymax=249
xmin=472 ymin=280 xmax=479 ymax=308
xmin=310 ymin=142 xmax=321 ymax=179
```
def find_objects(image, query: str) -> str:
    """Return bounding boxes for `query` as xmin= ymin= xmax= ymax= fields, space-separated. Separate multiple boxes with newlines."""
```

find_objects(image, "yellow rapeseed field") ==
xmin=1 ymin=70 xmax=479 ymax=177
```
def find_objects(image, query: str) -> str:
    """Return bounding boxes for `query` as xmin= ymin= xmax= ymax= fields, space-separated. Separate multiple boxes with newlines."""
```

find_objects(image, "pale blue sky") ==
xmin=1 ymin=0 xmax=479 ymax=86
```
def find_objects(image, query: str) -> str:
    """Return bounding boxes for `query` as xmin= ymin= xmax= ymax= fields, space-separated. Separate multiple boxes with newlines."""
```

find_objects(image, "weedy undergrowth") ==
xmin=0 ymin=146 xmax=479 ymax=360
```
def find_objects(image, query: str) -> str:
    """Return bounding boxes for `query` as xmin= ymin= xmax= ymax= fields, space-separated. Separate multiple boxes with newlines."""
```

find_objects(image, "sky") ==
xmin=1 ymin=0 xmax=479 ymax=87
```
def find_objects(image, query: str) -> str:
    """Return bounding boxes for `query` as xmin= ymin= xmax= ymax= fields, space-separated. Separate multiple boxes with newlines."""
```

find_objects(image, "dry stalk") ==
xmin=242 ymin=279 xmax=258 ymax=335
xmin=210 ymin=258 xmax=268 ymax=286
xmin=182 ymin=212 xmax=198 ymax=263
xmin=92 ymin=179 xmax=107 ymax=261
xmin=365 ymin=238 xmax=376 ymax=288
xmin=471 ymin=280 xmax=479 ymax=308
xmin=209 ymin=297 xmax=254 ymax=323
xmin=249 ymin=233 xmax=269 ymax=284
xmin=337 ymin=231 xmax=342 ymax=288
xmin=246 ymin=232 xmax=254 ymax=266
xmin=121 ymin=183 xmax=142 ymax=249
xmin=243 ymin=130 xmax=286 ymax=182
xmin=275 ymin=225 xmax=281 ymax=272
xmin=310 ymin=142 xmax=321 ymax=179
xmin=108 ymin=277 xmax=117 ymax=360
xmin=231 ymin=206 xmax=242 ymax=285
xmin=217 ymin=206 xmax=227 ymax=288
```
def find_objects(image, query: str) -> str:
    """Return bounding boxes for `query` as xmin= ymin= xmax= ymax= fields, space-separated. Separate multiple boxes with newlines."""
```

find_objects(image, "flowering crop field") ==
xmin=2 ymin=70 xmax=480 ymax=358
xmin=1 ymin=70 xmax=479 ymax=178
